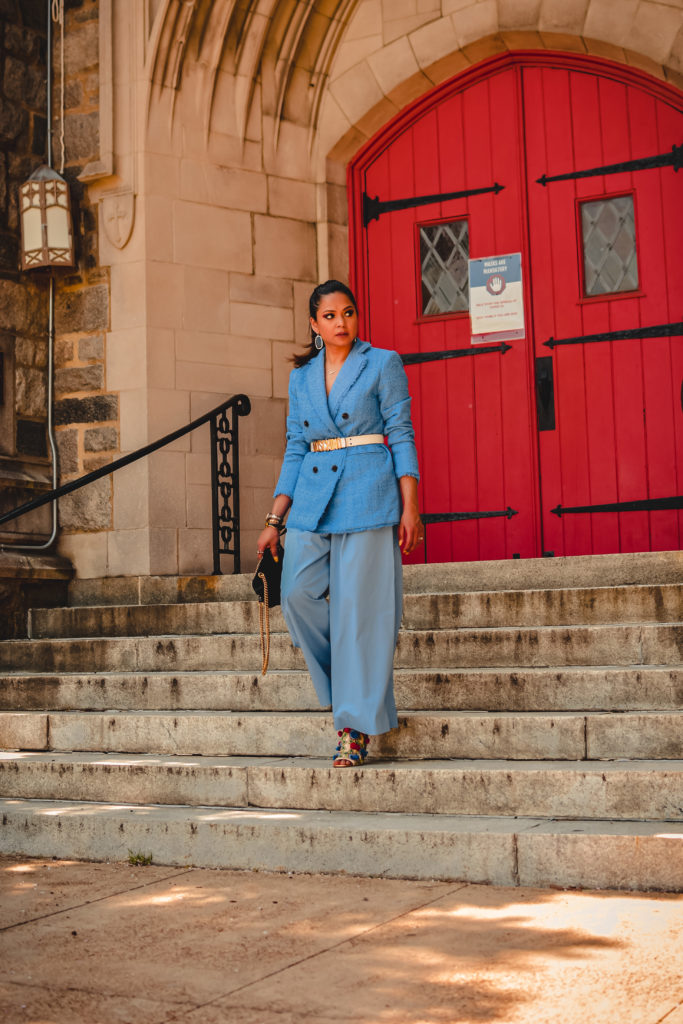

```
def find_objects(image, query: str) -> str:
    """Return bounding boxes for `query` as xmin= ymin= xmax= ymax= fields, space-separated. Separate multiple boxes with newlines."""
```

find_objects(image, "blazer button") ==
xmin=312 ymin=466 xmax=318 ymax=474
xmin=341 ymin=412 xmax=349 ymax=420
xmin=303 ymin=420 xmax=309 ymax=427
xmin=331 ymin=465 xmax=338 ymax=472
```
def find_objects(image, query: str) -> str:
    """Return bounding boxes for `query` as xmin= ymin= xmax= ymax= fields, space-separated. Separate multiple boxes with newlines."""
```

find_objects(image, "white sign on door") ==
xmin=468 ymin=252 xmax=525 ymax=344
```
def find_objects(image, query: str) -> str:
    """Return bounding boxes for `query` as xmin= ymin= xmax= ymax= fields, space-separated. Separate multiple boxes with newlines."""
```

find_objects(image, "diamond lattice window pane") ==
xmin=419 ymin=219 xmax=469 ymax=316
xmin=580 ymin=195 xmax=638 ymax=297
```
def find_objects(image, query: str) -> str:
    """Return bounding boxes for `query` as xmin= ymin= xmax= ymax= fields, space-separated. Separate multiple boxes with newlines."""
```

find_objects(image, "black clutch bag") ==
xmin=252 ymin=545 xmax=283 ymax=674
xmin=252 ymin=545 xmax=283 ymax=606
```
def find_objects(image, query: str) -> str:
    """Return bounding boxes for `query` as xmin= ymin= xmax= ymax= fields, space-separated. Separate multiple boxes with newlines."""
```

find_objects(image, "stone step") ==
xmin=29 ymin=583 xmax=683 ymax=638
xmin=1 ymin=752 xmax=681 ymax=822
xmin=1 ymin=666 xmax=680 ymax=712
xmin=31 ymin=600 xmax=279 ymax=639
xmin=402 ymin=584 xmax=682 ymax=629
xmin=1 ymin=798 xmax=681 ymax=891
xmin=64 ymin=550 xmax=683 ymax=606
xmin=1 ymin=623 xmax=680 ymax=673
xmin=1 ymin=709 xmax=681 ymax=760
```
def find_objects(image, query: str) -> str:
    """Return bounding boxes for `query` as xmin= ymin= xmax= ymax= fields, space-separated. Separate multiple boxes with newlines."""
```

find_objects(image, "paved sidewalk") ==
xmin=0 ymin=855 xmax=681 ymax=1024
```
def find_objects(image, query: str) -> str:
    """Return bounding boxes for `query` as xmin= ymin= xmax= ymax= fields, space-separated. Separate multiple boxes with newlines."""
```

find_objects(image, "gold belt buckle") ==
xmin=313 ymin=437 xmax=344 ymax=452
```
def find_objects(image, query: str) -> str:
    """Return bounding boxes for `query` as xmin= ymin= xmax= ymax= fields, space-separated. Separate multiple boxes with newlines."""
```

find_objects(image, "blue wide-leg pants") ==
xmin=280 ymin=526 xmax=402 ymax=735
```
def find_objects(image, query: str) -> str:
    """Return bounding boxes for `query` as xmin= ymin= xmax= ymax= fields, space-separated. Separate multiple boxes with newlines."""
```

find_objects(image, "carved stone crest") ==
xmin=102 ymin=189 xmax=135 ymax=249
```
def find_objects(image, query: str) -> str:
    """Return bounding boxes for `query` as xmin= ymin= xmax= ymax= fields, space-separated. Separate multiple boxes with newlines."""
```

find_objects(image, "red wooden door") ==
xmin=359 ymin=65 xmax=540 ymax=563
xmin=524 ymin=65 xmax=683 ymax=555
xmin=351 ymin=54 xmax=683 ymax=561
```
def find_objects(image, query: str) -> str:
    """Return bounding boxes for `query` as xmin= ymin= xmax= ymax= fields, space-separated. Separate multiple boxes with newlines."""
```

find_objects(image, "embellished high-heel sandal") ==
xmin=333 ymin=728 xmax=369 ymax=767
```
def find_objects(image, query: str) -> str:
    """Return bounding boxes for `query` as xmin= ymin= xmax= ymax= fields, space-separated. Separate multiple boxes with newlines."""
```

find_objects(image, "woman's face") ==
xmin=310 ymin=292 xmax=358 ymax=352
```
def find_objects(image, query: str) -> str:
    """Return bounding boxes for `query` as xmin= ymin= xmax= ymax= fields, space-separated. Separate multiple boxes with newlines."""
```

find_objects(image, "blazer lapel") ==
xmin=328 ymin=340 xmax=369 ymax=420
xmin=306 ymin=351 xmax=339 ymax=437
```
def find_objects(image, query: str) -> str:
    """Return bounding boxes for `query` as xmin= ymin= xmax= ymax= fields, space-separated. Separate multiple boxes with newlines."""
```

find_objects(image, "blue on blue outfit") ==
xmin=274 ymin=339 xmax=420 ymax=735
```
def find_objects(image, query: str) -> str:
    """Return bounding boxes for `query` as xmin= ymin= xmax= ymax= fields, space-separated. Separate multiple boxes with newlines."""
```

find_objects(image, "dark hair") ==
xmin=291 ymin=279 xmax=359 ymax=368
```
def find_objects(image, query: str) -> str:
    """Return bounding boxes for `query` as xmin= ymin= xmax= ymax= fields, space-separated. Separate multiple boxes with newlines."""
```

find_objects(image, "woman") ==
xmin=256 ymin=280 xmax=423 ymax=767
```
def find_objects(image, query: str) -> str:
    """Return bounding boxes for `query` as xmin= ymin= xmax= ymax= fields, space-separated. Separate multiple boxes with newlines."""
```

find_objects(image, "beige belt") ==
xmin=310 ymin=433 xmax=384 ymax=453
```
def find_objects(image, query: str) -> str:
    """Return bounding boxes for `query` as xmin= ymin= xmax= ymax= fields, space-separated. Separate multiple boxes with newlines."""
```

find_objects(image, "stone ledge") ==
xmin=0 ymin=550 xmax=73 ymax=640
xmin=63 ymin=551 xmax=683 ymax=607
xmin=0 ymin=458 xmax=52 ymax=490
xmin=1 ymin=799 xmax=681 ymax=890
xmin=2 ymin=753 xmax=681 ymax=822
xmin=0 ymin=550 xmax=73 ymax=582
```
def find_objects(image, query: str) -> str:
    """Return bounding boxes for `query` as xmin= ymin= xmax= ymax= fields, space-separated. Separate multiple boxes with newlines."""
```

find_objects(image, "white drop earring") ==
xmin=314 ymin=334 xmax=324 ymax=350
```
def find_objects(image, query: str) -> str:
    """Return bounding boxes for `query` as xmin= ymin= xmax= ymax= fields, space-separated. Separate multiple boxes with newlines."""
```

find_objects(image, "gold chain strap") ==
xmin=257 ymin=571 xmax=270 ymax=675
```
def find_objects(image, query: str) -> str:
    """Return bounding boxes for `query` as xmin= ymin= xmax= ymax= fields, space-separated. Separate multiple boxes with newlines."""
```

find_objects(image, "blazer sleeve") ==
xmin=273 ymin=368 xmax=308 ymax=498
xmin=379 ymin=351 xmax=420 ymax=481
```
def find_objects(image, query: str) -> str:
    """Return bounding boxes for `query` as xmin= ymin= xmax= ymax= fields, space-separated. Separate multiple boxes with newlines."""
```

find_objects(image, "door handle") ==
xmin=535 ymin=356 xmax=555 ymax=431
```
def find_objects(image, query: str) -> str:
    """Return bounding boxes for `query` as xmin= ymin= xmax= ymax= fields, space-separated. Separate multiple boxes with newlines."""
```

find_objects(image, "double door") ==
xmin=354 ymin=55 xmax=683 ymax=561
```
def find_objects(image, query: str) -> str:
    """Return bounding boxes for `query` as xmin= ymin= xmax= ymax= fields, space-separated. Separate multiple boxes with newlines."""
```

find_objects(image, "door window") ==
xmin=418 ymin=218 xmax=469 ymax=316
xmin=579 ymin=193 xmax=638 ymax=297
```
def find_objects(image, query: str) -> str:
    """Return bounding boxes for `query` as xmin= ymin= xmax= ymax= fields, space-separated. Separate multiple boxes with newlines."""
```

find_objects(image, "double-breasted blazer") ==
xmin=274 ymin=339 xmax=420 ymax=533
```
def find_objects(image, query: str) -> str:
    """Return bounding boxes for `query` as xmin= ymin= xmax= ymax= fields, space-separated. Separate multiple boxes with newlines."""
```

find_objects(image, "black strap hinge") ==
xmin=544 ymin=321 xmax=683 ymax=350
xmin=552 ymin=496 xmax=683 ymax=517
xmin=363 ymin=182 xmax=504 ymax=226
xmin=537 ymin=143 xmax=682 ymax=186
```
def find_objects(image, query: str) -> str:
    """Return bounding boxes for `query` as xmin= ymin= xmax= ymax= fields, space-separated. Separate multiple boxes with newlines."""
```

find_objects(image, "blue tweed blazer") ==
xmin=274 ymin=340 xmax=420 ymax=533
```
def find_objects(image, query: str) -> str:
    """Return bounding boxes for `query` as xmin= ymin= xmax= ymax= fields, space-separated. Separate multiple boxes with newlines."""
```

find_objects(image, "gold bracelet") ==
xmin=265 ymin=513 xmax=283 ymax=528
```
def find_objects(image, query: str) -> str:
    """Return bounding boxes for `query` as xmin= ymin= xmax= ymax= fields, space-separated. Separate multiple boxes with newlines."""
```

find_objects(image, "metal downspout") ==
xmin=1 ymin=0 xmax=58 ymax=553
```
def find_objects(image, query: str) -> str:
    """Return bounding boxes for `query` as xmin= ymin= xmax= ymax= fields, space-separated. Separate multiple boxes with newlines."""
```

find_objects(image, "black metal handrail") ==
xmin=0 ymin=394 xmax=251 ymax=574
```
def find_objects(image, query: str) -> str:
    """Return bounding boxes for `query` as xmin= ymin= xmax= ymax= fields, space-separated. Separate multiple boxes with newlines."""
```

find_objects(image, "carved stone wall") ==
xmin=0 ymin=0 xmax=50 ymax=542
xmin=0 ymin=0 xmax=115 ymax=550
xmin=51 ymin=0 xmax=118 ymax=547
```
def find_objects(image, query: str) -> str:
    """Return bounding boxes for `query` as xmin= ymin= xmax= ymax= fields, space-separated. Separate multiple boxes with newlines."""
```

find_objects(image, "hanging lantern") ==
xmin=19 ymin=164 xmax=75 ymax=271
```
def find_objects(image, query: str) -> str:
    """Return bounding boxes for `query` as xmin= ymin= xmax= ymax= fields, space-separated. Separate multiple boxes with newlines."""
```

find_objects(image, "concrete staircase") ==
xmin=1 ymin=551 xmax=682 ymax=891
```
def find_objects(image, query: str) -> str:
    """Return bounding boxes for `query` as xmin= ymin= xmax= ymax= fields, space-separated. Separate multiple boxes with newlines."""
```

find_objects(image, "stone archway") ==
xmin=345 ymin=49 xmax=683 ymax=562
xmin=316 ymin=7 xmax=682 ymax=281
xmin=144 ymin=3 xmax=683 ymax=285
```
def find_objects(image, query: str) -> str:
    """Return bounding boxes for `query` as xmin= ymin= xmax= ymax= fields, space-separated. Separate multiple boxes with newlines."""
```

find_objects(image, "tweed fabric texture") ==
xmin=274 ymin=340 xmax=419 ymax=533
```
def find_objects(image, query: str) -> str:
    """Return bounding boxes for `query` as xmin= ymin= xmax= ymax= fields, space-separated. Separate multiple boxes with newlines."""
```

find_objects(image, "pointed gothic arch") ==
xmin=347 ymin=51 xmax=683 ymax=561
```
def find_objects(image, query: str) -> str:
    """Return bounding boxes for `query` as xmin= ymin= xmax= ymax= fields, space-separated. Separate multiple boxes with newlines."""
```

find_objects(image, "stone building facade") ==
xmin=0 ymin=0 xmax=49 ymax=541
xmin=1 ymin=0 xmax=681 ymax=584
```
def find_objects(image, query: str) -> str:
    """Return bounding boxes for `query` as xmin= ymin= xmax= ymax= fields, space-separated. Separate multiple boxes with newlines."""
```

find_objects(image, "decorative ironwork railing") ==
xmin=0 ymin=394 xmax=251 ymax=574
